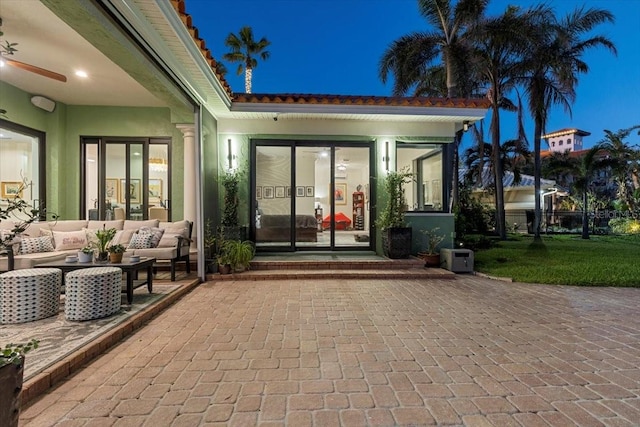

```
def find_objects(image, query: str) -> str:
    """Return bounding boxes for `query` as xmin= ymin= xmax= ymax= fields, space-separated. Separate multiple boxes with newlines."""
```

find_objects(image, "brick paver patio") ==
xmin=19 ymin=275 xmax=640 ymax=426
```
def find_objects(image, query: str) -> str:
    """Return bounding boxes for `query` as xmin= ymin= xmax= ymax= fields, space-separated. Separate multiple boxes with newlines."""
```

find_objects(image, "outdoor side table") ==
xmin=65 ymin=267 xmax=122 ymax=321
xmin=0 ymin=268 xmax=62 ymax=324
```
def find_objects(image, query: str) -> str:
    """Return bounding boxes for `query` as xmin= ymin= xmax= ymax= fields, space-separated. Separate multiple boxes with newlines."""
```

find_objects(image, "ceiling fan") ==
xmin=0 ymin=17 xmax=67 ymax=82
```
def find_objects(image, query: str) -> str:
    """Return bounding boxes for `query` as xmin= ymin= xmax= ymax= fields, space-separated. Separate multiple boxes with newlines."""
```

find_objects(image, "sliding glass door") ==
xmin=252 ymin=139 xmax=372 ymax=251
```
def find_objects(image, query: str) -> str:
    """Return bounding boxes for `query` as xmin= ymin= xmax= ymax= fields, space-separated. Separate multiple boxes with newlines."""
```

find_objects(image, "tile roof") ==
xmin=233 ymin=93 xmax=491 ymax=109
xmin=172 ymin=1 xmax=490 ymax=111
xmin=542 ymin=128 xmax=591 ymax=138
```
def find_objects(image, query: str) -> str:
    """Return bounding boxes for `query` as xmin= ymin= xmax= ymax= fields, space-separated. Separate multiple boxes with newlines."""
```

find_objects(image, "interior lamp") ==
xmin=149 ymin=157 xmax=168 ymax=172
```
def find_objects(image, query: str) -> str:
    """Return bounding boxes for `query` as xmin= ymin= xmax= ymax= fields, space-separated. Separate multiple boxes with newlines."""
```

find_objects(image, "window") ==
xmin=559 ymin=140 xmax=564 ymax=145
xmin=396 ymin=143 xmax=444 ymax=211
xmin=552 ymin=142 xmax=555 ymax=147
xmin=0 ymin=119 xmax=45 ymax=214
xmin=567 ymin=138 xmax=572 ymax=145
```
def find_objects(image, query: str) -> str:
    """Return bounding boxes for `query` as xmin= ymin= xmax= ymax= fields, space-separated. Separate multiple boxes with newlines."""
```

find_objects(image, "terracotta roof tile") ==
xmin=170 ymin=0 xmax=233 ymax=97
xmin=233 ymin=93 xmax=490 ymax=109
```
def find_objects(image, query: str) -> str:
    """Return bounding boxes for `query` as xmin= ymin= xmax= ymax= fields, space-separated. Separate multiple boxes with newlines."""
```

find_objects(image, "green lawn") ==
xmin=473 ymin=234 xmax=640 ymax=286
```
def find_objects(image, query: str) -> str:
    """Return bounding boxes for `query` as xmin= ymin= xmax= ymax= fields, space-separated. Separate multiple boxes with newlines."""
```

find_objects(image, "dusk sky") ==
xmin=187 ymin=0 xmax=640 ymax=149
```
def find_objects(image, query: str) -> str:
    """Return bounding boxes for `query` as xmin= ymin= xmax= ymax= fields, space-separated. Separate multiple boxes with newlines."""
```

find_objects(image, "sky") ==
xmin=186 ymin=0 xmax=640 ymax=150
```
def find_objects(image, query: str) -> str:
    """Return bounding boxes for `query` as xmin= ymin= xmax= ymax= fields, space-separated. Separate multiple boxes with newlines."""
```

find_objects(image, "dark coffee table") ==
xmin=35 ymin=257 xmax=156 ymax=304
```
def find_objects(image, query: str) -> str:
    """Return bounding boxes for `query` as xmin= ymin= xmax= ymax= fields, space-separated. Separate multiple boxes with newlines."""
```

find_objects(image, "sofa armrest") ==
xmin=0 ymin=245 xmax=15 ymax=271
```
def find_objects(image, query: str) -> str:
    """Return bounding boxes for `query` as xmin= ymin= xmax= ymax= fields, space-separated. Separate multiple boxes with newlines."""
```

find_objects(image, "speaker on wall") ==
xmin=30 ymin=95 xmax=56 ymax=113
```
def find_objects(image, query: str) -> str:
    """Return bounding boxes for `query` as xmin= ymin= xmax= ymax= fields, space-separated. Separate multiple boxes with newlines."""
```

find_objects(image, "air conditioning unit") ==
xmin=440 ymin=248 xmax=474 ymax=273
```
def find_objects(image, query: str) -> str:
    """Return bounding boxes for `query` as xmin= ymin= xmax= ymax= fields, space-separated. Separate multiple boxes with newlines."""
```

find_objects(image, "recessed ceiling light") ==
xmin=0 ymin=59 xmax=5 ymax=67
xmin=75 ymin=70 xmax=88 ymax=78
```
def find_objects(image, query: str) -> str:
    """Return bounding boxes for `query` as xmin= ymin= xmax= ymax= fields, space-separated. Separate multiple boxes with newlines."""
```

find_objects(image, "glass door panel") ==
xmin=334 ymin=146 xmax=370 ymax=248
xmin=105 ymin=144 xmax=126 ymax=220
xmin=84 ymin=143 xmax=99 ymax=219
xmin=255 ymin=146 xmax=292 ymax=248
xmin=128 ymin=143 xmax=144 ymax=220
xmin=149 ymin=144 xmax=169 ymax=221
xmin=296 ymin=146 xmax=330 ymax=248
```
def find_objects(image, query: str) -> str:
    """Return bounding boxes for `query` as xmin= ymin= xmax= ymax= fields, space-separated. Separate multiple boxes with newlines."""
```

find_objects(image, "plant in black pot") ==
xmin=376 ymin=167 xmax=414 ymax=259
xmin=1 ymin=339 xmax=38 ymax=427
xmin=220 ymin=168 xmax=247 ymax=241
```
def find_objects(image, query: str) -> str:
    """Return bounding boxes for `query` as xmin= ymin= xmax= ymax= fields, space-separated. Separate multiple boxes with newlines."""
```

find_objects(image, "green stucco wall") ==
xmin=1 ymin=81 xmax=186 ymax=220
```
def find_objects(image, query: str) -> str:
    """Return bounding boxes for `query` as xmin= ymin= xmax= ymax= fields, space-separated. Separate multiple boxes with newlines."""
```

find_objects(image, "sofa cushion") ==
xmin=87 ymin=220 xmax=124 ymax=230
xmin=124 ymin=220 xmax=159 ymax=230
xmin=47 ymin=220 xmax=89 ymax=232
xmin=128 ymin=233 xmax=154 ymax=249
xmin=52 ymin=230 xmax=88 ymax=251
xmin=19 ymin=236 xmax=54 ymax=254
xmin=132 ymin=246 xmax=177 ymax=259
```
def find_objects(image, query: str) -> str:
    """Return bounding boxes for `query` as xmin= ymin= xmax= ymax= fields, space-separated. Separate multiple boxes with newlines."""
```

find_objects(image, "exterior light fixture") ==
xmin=382 ymin=141 xmax=390 ymax=171
xmin=227 ymin=138 xmax=236 ymax=170
xmin=463 ymin=120 xmax=470 ymax=132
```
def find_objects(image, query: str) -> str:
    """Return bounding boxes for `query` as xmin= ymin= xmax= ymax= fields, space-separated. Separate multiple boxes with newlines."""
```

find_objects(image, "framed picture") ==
xmin=105 ymin=178 xmax=119 ymax=202
xmin=306 ymin=186 xmax=314 ymax=197
xmin=296 ymin=186 xmax=305 ymax=197
xmin=120 ymin=179 xmax=141 ymax=204
xmin=334 ymin=183 xmax=347 ymax=205
xmin=148 ymin=179 xmax=163 ymax=204
xmin=1 ymin=181 xmax=23 ymax=199
xmin=264 ymin=186 xmax=274 ymax=199
xmin=286 ymin=186 xmax=291 ymax=198
xmin=275 ymin=186 xmax=285 ymax=198
xmin=256 ymin=186 xmax=262 ymax=199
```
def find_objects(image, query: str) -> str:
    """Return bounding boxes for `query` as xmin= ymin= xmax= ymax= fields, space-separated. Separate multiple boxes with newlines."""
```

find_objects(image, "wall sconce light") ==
xmin=463 ymin=120 xmax=470 ymax=132
xmin=382 ymin=140 xmax=390 ymax=171
xmin=227 ymin=138 xmax=236 ymax=170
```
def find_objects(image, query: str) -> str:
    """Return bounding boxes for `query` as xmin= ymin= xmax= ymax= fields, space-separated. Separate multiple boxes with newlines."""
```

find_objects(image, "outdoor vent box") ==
xmin=440 ymin=248 xmax=474 ymax=273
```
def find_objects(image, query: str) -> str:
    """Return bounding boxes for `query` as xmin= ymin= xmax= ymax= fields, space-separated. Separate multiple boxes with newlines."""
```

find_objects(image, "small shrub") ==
xmin=609 ymin=218 xmax=640 ymax=235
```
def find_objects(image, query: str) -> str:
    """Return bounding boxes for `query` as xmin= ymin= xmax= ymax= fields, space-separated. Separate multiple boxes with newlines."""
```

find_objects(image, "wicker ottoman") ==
xmin=0 ymin=268 xmax=62 ymax=324
xmin=65 ymin=267 xmax=122 ymax=321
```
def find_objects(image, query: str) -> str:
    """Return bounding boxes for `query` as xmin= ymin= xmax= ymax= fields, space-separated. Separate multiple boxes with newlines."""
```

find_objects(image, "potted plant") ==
xmin=107 ymin=244 xmax=125 ymax=263
xmin=418 ymin=227 xmax=445 ymax=267
xmin=216 ymin=252 xmax=232 ymax=275
xmin=223 ymin=239 xmax=255 ymax=272
xmin=375 ymin=167 xmax=414 ymax=259
xmin=203 ymin=219 xmax=217 ymax=273
xmin=94 ymin=226 xmax=116 ymax=262
xmin=1 ymin=339 xmax=38 ymax=427
xmin=78 ymin=246 xmax=94 ymax=263
xmin=220 ymin=168 xmax=247 ymax=240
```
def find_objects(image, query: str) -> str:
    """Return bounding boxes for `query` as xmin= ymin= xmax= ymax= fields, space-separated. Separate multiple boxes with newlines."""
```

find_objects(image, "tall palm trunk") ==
xmin=533 ymin=118 xmax=542 ymax=241
xmin=490 ymin=94 xmax=506 ymax=239
xmin=245 ymin=67 xmax=253 ymax=93
xmin=581 ymin=190 xmax=589 ymax=239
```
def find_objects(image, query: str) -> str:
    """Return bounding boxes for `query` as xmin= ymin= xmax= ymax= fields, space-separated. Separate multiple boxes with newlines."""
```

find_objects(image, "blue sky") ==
xmin=187 ymin=0 xmax=640 ymax=149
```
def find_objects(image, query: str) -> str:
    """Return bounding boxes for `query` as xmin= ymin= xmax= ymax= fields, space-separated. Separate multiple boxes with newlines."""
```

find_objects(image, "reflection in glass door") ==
xmin=253 ymin=140 xmax=372 ymax=251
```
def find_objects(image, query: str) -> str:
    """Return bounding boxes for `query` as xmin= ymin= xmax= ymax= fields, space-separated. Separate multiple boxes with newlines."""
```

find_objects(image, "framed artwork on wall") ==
xmin=148 ymin=179 xmax=163 ymax=204
xmin=121 ymin=179 xmax=141 ymax=204
xmin=105 ymin=178 xmax=119 ymax=202
xmin=296 ymin=186 xmax=305 ymax=197
xmin=256 ymin=186 xmax=262 ymax=199
xmin=275 ymin=186 xmax=285 ymax=198
xmin=1 ymin=181 xmax=23 ymax=199
xmin=264 ymin=186 xmax=274 ymax=199
xmin=334 ymin=183 xmax=347 ymax=205
xmin=306 ymin=186 xmax=314 ymax=197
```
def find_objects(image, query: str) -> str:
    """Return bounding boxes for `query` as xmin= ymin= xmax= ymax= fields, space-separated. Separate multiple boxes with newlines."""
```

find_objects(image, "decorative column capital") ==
xmin=176 ymin=124 xmax=195 ymax=138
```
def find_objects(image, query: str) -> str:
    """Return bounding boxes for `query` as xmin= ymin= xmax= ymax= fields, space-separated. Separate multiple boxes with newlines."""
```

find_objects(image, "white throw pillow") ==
xmin=127 ymin=232 xmax=154 ymax=249
xmin=19 ymin=236 xmax=54 ymax=254
xmin=138 ymin=226 xmax=164 ymax=248
xmin=52 ymin=230 xmax=88 ymax=251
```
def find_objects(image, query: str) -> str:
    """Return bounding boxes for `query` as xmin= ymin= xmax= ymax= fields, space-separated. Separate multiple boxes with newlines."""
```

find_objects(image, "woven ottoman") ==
xmin=0 ymin=268 xmax=62 ymax=324
xmin=65 ymin=267 xmax=122 ymax=321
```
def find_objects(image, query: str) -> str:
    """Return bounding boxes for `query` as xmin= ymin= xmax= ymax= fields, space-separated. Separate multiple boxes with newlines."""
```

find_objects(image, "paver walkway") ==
xmin=20 ymin=276 xmax=640 ymax=426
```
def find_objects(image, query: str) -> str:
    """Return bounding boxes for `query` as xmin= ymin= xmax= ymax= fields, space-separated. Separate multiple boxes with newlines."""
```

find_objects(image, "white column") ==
xmin=176 ymin=124 xmax=196 ymax=223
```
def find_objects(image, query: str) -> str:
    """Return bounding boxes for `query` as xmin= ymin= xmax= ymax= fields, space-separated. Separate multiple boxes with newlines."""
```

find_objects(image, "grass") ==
xmin=473 ymin=234 xmax=640 ymax=286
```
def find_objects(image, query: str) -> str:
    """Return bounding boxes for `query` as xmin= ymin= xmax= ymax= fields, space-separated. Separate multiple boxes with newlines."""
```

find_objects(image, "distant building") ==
xmin=542 ymin=128 xmax=590 ymax=153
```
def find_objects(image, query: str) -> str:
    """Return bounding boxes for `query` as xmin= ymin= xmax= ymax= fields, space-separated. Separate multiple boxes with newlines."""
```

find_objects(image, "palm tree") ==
xmin=466 ymin=5 xmax=538 ymax=239
xmin=518 ymin=6 xmax=616 ymax=241
xmin=379 ymin=0 xmax=488 ymax=211
xmin=598 ymin=125 xmax=640 ymax=209
xmin=543 ymin=144 xmax=618 ymax=239
xmin=223 ymin=26 xmax=270 ymax=93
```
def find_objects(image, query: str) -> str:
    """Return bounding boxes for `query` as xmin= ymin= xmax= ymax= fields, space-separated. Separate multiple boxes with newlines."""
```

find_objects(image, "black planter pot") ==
xmin=382 ymin=227 xmax=412 ymax=259
xmin=0 ymin=358 xmax=24 ymax=427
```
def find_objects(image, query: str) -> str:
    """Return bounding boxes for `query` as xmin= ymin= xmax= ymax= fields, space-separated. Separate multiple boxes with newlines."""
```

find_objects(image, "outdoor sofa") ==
xmin=0 ymin=219 xmax=192 ymax=281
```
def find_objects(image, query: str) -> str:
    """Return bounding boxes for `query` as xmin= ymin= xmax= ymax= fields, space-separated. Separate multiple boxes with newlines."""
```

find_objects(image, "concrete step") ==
xmin=207 ymin=268 xmax=455 ymax=281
